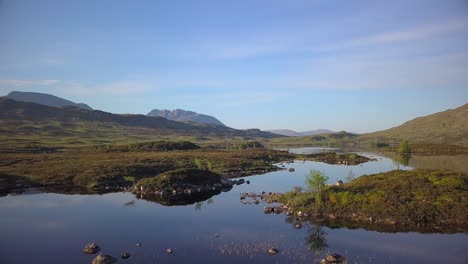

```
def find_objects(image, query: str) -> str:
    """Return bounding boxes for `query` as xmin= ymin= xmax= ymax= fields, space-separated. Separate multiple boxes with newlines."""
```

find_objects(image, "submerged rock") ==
xmin=268 ymin=247 xmax=279 ymax=255
xmin=83 ymin=243 xmax=101 ymax=254
xmin=321 ymin=253 xmax=345 ymax=263
xmin=92 ymin=254 xmax=118 ymax=264
xmin=288 ymin=168 xmax=295 ymax=172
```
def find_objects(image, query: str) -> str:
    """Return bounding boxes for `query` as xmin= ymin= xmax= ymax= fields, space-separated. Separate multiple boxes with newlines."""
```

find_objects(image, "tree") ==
xmin=397 ymin=140 xmax=411 ymax=155
xmin=306 ymin=170 xmax=329 ymax=206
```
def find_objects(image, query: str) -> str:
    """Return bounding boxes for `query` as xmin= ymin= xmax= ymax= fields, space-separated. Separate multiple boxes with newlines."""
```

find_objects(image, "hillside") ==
xmin=148 ymin=109 xmax=225 ymax=126
xmin=268 ymin=131 xmax=357 ymax=146
xmin=0 ymin=98 xmax=280 ymax=150
xmin=6 ymin=91 xmax=92 ymax=110
xmin=360 ymin=103 xmax=468 ymax=146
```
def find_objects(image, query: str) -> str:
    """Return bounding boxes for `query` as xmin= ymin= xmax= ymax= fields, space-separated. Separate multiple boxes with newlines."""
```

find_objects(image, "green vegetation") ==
xmin=93 ymin=141 xmax=200 ymax=152
xmin=279 ymin=169 xmax=468 ymax=229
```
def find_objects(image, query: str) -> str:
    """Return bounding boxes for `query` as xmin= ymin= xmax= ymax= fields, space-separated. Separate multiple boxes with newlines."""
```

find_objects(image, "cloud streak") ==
xmin=0 ymin=79 xmax=60 ymax=87
xmin=198 ymin=18 xmax=468 ymax=59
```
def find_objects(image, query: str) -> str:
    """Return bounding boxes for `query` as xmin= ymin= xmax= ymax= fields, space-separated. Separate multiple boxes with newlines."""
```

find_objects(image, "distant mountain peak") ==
xmin=6 ymin=91 xmax=92 ymax=110
xmin=266 ymin=128 xmax=335 ymax=137
xmin=147 ymin=109 xmax=225 ymax=126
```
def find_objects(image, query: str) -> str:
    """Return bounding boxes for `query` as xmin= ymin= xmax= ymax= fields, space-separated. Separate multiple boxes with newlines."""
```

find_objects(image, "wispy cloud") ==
xmin=0 ymin=79 xmax=60 ymax=87
xmin=312 ymin=19 xmax=468 ymax=53
xmin=198 ymin=18 xmax=468 ymax=59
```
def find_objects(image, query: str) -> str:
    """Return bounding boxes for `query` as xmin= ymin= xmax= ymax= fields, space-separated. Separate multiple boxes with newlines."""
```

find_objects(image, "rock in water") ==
xmin=121 ymin=252 xmax=131 ymax=259
xmin=288 ymin=168 xmax=295 ymax=172
xmin=166 ymin=248 xmax=173 ymax=254
xmin=83 ymin=243 xmax=101 ymax=254
xmin=136 ymin=243 xmax=142 ymax=247
xmin=268 ymin=247 xmax=279 ymax=255
xmin=322 ymin=253 xmax=345 ymax=263
xmin=92 ymin=254 xmax=118 ymax=264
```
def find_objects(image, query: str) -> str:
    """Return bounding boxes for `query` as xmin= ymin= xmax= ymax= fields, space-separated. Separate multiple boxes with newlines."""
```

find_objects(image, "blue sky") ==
xmin=0 ymin=0 xmax=467 ymax=132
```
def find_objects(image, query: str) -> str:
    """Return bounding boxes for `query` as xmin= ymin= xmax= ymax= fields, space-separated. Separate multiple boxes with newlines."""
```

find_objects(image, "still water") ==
xmin=0 ymin=149 xmax=466 ymax=263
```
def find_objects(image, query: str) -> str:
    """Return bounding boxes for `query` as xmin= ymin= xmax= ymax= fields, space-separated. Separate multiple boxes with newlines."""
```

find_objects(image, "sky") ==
xmin=0 ymin=0 xmax=467 ymax=133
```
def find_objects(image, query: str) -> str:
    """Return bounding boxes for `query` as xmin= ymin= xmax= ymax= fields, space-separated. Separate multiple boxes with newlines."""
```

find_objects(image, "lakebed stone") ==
xmin=321 ymin=253 xmax=345 ymax=263
xmin=83 ymin=243 xmax=101 ymax=254
xmin=92 ymin=254 xmax=118 ymax=264
xmin=268 ymin=247 xmax=279 ymax=255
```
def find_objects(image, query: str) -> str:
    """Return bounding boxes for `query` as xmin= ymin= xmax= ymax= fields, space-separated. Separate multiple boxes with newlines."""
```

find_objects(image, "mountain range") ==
xmin=1 ymin=91 xmax=467 ymax=146
xmin=0 ymin=97 xmax=279 ymax=140
xmin=266 ymin=129 xmax=335 ymax=137
xmin=148 ymin=109 xmax=225 ymax=126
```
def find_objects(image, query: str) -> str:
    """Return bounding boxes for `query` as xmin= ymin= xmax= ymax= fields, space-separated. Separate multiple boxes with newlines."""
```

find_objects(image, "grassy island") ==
xmin=279 ymin=169 xmax=468 ymax=231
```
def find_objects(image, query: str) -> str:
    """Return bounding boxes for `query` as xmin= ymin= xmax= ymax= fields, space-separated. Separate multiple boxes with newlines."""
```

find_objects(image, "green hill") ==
xmin=360 ymin=103 xmax=468 ymax=146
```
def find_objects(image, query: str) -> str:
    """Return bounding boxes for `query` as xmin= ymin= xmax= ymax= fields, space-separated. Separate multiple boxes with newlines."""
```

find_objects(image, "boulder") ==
xmin=166 ymin=248 xmax=173 ymax=254
xmin=322 ymin=253 xmax=345 ymax=263
xmin=268 ymin=247 xmax=279 ymax=255
xmin=335 ymin=180 xmax=344 ymax=186
xmin=92 ymin=254 xmax=118 ymax=264
xmin=121 ymin=252 xmax=131 ymax=259
xmin=83 ymin=243 xmax=101 ymax=254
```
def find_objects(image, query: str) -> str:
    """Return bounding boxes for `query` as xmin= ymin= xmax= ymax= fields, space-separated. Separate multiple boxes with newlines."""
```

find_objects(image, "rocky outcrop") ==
xmin=83 ymin=243 xmax=101 ymax=254
xmin=321 ymin=253 xmax=345 ymax=263
xmin=133 ymin=169 xmax=236 ymax=205
xmin=92 ymin=254 xmax=118 ymax=264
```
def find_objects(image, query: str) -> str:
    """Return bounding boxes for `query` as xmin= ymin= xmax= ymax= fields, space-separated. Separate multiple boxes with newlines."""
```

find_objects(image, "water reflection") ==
xmin=137 ymin=190 xmax=222 ymax=206
xmin=306 ymin=223 xmax=328 ymax=255
xmin=394 ymin=154 xmax=411 ymax=167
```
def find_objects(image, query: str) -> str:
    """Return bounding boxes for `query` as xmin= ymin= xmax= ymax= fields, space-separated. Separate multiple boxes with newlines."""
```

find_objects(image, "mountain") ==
xmin=266 ymin=129 xmax=304 ymax=137
xmin=360 ymin=103 xmax=468 ymax=146
xmin=301 ymin=129 xmax=335 ymax=136
xmin=267 ymin=129 xmax=335 ymax=137
xmin=6 ymin=91 xmax=92 ymax=110
xmin=0 ymin=98 xmax=280 ymax=144
xmin=148 ymin=109 xmax=225 ymax=126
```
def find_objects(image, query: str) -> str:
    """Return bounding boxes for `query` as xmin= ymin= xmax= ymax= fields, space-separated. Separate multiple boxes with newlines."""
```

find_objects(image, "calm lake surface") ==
xmin=0 ymin=148 xmax=467 ymax=263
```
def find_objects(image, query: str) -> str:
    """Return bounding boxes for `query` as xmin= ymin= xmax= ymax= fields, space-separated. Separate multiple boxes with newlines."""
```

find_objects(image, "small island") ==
xmin=132 ymin=168 xmax=236 ymax=205
xmin=260 ymin=169 xmax=468 ymax=232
